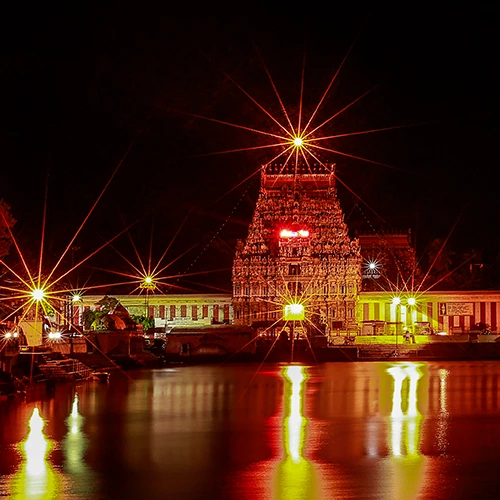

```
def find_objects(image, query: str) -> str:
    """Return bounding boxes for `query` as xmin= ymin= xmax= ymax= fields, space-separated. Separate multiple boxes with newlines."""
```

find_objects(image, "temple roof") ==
xmin=262 ymin=160 xmax=336 ymax=188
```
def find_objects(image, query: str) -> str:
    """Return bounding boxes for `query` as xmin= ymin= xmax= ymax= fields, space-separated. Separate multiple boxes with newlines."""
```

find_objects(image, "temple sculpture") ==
xmin=232 ymin=160 xmax=361 ymax=336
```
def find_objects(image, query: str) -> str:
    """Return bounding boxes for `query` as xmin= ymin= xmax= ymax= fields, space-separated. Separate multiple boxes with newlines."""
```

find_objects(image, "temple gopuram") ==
xmin=232 ymin=160 xmax=361 ymax=335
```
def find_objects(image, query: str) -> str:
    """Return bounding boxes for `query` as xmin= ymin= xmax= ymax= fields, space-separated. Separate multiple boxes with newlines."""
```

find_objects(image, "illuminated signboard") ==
xmin=280 ymin=229 xmax=309 ymax=239
xmin=284 ymin=303 xmax=305 ymax=321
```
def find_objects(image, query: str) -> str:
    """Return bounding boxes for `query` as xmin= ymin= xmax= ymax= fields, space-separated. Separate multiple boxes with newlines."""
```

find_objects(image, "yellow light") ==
xmin=72 ymin=294 xmax=81 ymax=303
xmin=31 ymin=288 xmax=45 ymax=301
xmin=5 ymin=332 xmax=12 ymax=339
xmin=284 ymin=303 xmax=305 ymax=321
xmin=140 ymin=275 xmax=155 ymax=290
xmin=293 ymin=137 xmax=303 ymax=147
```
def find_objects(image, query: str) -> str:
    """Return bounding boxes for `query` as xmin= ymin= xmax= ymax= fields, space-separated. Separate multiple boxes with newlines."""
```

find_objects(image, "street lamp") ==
xmin=140 ymin=275 xmax=156 ymax=318
xmin=392 ymin=297 xmax=401 ymax=355
xmin=284 ymin=302 xmax=305 ymax=362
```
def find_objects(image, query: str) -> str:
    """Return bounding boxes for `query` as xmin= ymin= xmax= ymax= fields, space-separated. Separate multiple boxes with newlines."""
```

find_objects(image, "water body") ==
xmin=1 ymin=361 xmax=500 ymax=499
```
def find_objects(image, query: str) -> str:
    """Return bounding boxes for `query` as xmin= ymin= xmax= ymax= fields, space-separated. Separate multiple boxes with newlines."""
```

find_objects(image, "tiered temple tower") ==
xmin=232 ymin=160 xmax=361 ymax=335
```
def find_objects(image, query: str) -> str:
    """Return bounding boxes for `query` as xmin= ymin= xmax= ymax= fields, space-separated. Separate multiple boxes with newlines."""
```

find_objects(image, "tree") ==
xmin=0 ymin=200 xmax=15 ymax=261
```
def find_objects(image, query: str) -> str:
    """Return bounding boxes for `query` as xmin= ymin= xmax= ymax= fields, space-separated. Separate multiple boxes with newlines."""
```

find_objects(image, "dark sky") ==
xmin=1 ymin=4 xmax=498 ymax=293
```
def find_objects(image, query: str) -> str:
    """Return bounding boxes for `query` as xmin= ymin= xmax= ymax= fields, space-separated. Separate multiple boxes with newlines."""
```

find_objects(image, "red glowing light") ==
xmin=280 ymin=229 xmax=309 ymax=239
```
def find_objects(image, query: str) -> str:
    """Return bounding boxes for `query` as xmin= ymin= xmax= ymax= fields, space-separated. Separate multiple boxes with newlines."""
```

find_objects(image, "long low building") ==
xmin=72 ymin=289 xmax=499 ymax=336
xmin=73 ymin=293 xmax=233 ymax=330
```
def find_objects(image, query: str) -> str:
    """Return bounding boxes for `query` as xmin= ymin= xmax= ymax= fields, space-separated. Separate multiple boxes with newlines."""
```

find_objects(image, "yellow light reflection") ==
xmin=64 ymin=393 xmax=88 ymax=475
xmin=274 ymin=365 xmax=319 ymax=499
xmin=8 ymin=407 xmax=59 ymax=499
xmin=436 ymin=368 xmax=449 ymax=453
xmin=284 ymin=366 xmax=306 ymax=463
xmin=386 ymin=363 xmax=425 ymax=500
xmin=387 ymin=363 xmax=423 ymax=457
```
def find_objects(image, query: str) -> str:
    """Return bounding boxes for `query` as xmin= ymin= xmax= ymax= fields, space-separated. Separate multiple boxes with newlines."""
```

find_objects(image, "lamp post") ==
xmin=392 ymin=297 xmax=401 ymax=357
xmin=140 ymin=276 xmax=156 ymax=319
xmin=284 ymin=303 xmax=305 ymax=363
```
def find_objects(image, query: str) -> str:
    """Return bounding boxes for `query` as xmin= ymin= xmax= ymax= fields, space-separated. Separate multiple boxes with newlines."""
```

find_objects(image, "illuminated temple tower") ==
xmin=232 ymin=160 xmax=361 ymax=335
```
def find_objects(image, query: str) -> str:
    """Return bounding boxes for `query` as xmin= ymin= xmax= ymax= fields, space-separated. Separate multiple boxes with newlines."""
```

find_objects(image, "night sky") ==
xmin=1 ymin=4 xmax=498 ymax=293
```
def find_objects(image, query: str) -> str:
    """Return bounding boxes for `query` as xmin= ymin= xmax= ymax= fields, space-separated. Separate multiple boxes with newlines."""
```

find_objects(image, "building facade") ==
xmin=73 ymin=293 xmax=233 ymax=330
xmin=231 ymin=161 xmax=361 ymax=335
xmin=70 ymin=161 xmax=499 ymax=338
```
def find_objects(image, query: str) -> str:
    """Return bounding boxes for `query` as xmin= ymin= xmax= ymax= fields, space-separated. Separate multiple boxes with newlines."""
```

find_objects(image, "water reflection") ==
xmin=8 ymin=406 xmax=59 ymax=499
xmin=387 ymin=363 xmax=423 ymax=457
xmin=62 ymin=392 xmax=95 ymax=498
xmin=274 ymin=365 xmax=319 ymax=499
xmin=436 ymin=368 xmax=450 ymax=453
xmin=3 ymin=362 xmax=500 ymax=499
xmin=386 ymin=363 xmax=425 ymax=500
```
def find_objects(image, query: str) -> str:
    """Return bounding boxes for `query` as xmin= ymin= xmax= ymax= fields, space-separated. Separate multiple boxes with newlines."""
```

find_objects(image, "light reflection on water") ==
xmin=1 ymin=361 xmax=500 ymax=499
xmin=274 ymin=365 xmax=319 ymax=499
xmin=386 ymin=363 xmax=425 ymax=500
xmin=7 ymin=406 xmax=59 ymax=499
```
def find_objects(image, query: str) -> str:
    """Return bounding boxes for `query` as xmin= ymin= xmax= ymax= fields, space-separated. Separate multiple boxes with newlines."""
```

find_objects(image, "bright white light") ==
xmin=293 ymin=137 xmax=303 ymax=147
xmin=392 ymin=297 xmax=401 ymax=305
xmin=72 ymin=294 xmax=81 ymax=303
xmin=48 ymin=332 xmax=62 ymax=340
xmin=407 ymin=297 xmax=416 ymax=306
xmin=31 ymin=288 xmax=45 ymax=301
xmin=284 ymin=303 xmax=305 ymax=321
xmin=369 ymin=262 xmax=377 ymax=270
xmin=280 ymin=229 xmax=309 ymax=239
xmin=5 ymin=332 xmax=12 ymax=339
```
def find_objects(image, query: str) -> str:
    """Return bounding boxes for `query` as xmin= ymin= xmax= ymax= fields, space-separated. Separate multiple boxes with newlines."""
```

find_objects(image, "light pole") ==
xmin=140 ymin=276 xmax=156 ymax=320
xmin=392 ymin=296 xmax=401 ymax=357
xmin=284 ymin=302 xmax=305 ymax=363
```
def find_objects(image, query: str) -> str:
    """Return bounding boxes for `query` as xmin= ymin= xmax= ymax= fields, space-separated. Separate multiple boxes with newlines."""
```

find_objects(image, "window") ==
xmin=202 ymin=305 xmax=209 ymax=318
xmin=192 ymin=305 xmax=198 ymax=320
xmin=169 ymin=305 xmax=176 ymax=320
xmin=289 ymin=264 xmax=301 ymax=276
xmin=287 ymin=282 xmax=302 ymax=294
xmin=181 ymin=305 xmax=187 ymax=317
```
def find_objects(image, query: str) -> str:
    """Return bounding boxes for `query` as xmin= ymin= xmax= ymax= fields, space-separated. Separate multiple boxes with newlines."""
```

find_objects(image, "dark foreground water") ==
xmin=2 ymin=361 xmax=500 ymax=499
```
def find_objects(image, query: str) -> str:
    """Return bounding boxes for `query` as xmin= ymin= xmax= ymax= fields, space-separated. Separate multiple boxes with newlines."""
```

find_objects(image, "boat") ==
xmin=92 ymin=371 xmax=110 ymax=383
